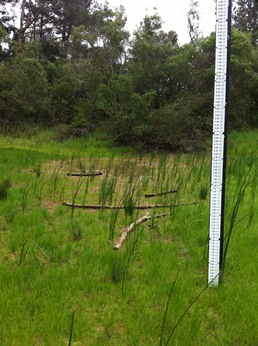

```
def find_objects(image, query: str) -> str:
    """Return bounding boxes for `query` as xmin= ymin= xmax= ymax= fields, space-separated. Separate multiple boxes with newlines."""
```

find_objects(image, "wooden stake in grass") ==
xmin=113 ymin=213 xmax=168 ymax=250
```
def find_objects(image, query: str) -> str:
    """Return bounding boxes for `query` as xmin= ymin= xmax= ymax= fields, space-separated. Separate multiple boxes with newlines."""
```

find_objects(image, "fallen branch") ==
xmin=113 ymin=213 xmax=169 ymax=250
xmin=63 ymin=202 xmax=118 ymax=209
xmin=144 ymin=189 xmax=178 ymax=198
xmin=67 ymin=171 xmax=102 ymax=177
xmin=62 ymin=202 xmax=196 ymax=209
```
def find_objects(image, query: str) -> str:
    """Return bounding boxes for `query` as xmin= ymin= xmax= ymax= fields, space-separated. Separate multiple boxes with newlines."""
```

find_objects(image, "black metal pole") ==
xmin=220 ymin=0 xmax=232 ymax=275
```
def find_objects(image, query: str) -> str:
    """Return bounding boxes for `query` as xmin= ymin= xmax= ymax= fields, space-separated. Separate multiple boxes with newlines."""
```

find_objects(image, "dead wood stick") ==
xmin=63 ymin=202 xmax=119 ymax=209
xmin=113 ymin=213 xmax=169 ymax=250
xmin=144 ymin=189 xmax=178 ymax=198
xmin=62 ymin=202 xmax=196 ymax=209
xmin=67 ymin=171 xmax=103 ymax=177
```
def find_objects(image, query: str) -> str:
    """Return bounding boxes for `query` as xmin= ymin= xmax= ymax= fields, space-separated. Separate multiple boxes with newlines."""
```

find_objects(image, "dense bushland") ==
xmin=0 ymin=1 xmax=258 ymax=150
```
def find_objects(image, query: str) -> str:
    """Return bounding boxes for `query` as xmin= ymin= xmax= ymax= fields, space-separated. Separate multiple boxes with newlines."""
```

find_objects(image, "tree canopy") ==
xmin=0 ymin=1 xmax=257 ymax=151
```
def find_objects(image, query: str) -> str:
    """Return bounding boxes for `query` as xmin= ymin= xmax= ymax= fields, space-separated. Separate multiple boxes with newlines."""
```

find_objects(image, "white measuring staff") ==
xmin=208 ymin=0 xmax=230 ymax=286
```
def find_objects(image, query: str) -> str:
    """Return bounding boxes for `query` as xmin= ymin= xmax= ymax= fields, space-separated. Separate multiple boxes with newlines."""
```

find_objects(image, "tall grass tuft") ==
xmin=160 ymin=275 xmax=178 ymax=346
xmin=248 ymin=163 xmax=257 ymax=226
xmin=70 ymin=220 xmax=83 ymax=241
xmin=0 ymin=179 xmax=11 ymax=200
xmin=199 ymin=186 xmax=208 ymax=200
xmin=33 ymin=163 xmax=41 ymax=177
xmin=110 ymin=253 xmax=124 ymax=284
xmin=19 ymin=240 xmax=52 ymax=265
xmin=70 ymin=176 xmax=87 ymax=219
xmin=162 ymin=276 xmax=218 ymax=345
xmin=21 ymin=183 xmax=30 ymax=213
xmin=68 ymin=308 xmax=75 ymax=346
xmin=122 ymin=223 xmax=143 ymax=297
xmin=223 ymin=168 xmax=255 ymax=269
xmin=50 ymin=164 xmax=63 ymax=197
xmin=35 ymin=180 xmax=47 ymax=206
xmin=109 ymin=203 xmax=121 ymax=241
xmin=123 ymin=176 xmax=139 ymax=217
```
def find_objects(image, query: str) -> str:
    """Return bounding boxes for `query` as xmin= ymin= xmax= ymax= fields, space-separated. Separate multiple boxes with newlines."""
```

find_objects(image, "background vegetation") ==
xmin=0 ymin=0 xmax=258 ymax=151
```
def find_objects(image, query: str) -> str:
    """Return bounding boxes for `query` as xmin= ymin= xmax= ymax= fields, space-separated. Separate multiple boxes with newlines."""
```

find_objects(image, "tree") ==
xmin=0 ymin=25 xmax=9 ymax=61
xmin=116 ymin=28 xmax=258 ymax=151
xmin=233 ymin=0 xmax=258 ymax=45
xmin=67 ymin=5 xmax=130 ymax=133
xmin=0 ymin=0 xmax=95 ymax=58
xmin=0 ymin=57 xmax=50 ymax=124
xmin=128 ymin=13 xmax=178 ymax=107
xmin=187 ymin=0 xmax=201 ymax=43
xmin=229 ymin=28 xmax=258 ymax=126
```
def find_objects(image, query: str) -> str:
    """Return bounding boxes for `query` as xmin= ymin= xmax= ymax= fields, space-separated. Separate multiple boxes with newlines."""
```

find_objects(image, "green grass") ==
xmin=0 ymin=128 xmax=258 ymax=345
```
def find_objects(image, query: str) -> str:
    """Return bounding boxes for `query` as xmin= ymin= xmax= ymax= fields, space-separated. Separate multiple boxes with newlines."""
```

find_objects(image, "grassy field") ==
xmin=0 ymin=128 xmax=257 ymax=345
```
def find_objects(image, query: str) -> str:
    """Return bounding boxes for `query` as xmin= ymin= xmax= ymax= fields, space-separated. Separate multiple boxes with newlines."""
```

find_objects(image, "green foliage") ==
xmin=112 ymin=28 xmax=258 ymax=151
xmin=233 ymin=0 xmax=258 ymax=46
xmin=46 ymin=60 xmax=82 ymax=124
xmin=110 ymin=90 xmax=156 ymax=147
xmin=0 ymin=57 xmax=50 ymax=125
xmin=229 ymin=28 xmax=258 ymax=127
xmin=0 ymin=26 xmax=9 ymax=62
xmin=0 ymin=3 xmax=257 ymax=151
xmin=146 ymin=93 xmax=212 ymax=151
xmin=96 ymin=74 xmax=134 ymax=116
xmin=129 ymin=14 xmax=178 ymax=105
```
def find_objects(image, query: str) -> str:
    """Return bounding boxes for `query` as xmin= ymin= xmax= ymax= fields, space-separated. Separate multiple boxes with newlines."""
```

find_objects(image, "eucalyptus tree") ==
xmin=128 ymin=13 xmax=178 ymax=106
xmin=85 ymin=4 xmax=129 ymax=74
xmin=67 ymin=5 xmax=130 ymax=132
xmin=187 ymin=0 xmax=201 ymax=43
xmin=233 ymin=0 xmax=258 ymax=45
xmin=107 ymin=13 xmax=180 ymax=148
xmin=0 ymin=0 xmax=95 ymax=57
xmin=0 ymin=0 xmax=18 ymax=53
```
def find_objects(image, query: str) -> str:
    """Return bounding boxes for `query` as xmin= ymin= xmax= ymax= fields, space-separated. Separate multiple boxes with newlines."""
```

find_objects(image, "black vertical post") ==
xmin=220 ymin=0 xmax=232 ymax=275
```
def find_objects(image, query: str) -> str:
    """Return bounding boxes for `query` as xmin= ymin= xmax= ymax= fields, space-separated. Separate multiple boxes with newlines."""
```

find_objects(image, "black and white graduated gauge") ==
xmin=208 ymin=0 xmax=231 ymax=286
